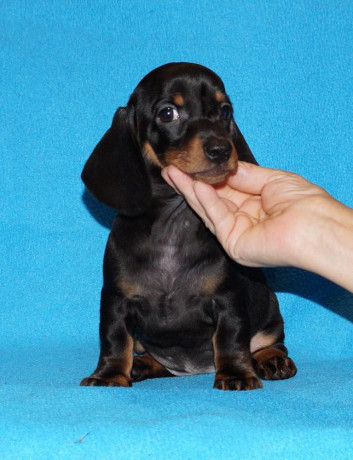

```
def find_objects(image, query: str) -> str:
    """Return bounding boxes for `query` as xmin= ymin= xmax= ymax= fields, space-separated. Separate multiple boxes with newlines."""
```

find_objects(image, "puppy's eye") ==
xmin=158 ymin=106 xmax=180 ymax=123
xmin=220 ymin=104 xmax=232 ymax=120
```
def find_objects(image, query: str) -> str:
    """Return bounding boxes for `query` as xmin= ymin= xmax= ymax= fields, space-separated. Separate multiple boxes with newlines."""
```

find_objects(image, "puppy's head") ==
xmin=130 ymin=62 xmax=238 ymax=185
xmin=82 ymin=63 xmax=256 ymax=215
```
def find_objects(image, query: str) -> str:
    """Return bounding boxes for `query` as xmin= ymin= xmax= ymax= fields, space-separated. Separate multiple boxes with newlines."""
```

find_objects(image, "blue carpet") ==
xmin=1 ymin=1 xmax=352 ymax=459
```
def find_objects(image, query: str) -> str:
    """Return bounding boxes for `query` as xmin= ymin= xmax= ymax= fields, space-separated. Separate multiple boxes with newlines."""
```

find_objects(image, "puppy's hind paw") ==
xmin=253 ymin=348 xmax=297 ymax=381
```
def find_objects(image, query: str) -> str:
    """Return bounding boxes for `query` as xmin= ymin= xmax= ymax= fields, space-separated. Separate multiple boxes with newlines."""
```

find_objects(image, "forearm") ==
xmin=295 ymin=197 xmax=353 ymax=292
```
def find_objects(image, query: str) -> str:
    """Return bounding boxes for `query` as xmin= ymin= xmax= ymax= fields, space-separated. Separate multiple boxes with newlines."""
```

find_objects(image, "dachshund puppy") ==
xmin=81 ymin=62 xmax=297 ymax=390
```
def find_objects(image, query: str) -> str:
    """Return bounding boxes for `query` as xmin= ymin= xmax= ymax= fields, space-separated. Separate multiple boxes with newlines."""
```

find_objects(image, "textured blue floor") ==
xmin=1 ymin=1 xmax=352 ymax=458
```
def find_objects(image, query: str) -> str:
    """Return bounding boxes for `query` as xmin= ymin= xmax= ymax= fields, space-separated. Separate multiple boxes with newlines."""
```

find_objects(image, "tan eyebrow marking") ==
xmin=173 ymin=93 xmax=184 ymax=106
xmin=215 ymin=90 xmax=226 ymax=102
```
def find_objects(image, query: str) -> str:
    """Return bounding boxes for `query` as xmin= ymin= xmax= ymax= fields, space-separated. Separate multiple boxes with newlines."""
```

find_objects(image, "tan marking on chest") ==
xmin=118 ymin=280 xmax=141 ymax=299
xmin=202 ymin=270 xmax=226 ymax=295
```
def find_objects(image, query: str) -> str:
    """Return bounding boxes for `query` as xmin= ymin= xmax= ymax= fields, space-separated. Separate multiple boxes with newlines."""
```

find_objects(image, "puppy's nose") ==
xmin=203 ymin=140 xmax=232 ymax=164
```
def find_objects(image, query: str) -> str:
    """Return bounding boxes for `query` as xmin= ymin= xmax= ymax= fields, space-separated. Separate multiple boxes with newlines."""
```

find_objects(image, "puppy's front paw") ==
xmin=255 ymin=355 xmax=297 ymax=381
xmin=214 ymin=373 xmax=262 ymax=391
xmin=80 ymin=375 xmax=132 ymax=387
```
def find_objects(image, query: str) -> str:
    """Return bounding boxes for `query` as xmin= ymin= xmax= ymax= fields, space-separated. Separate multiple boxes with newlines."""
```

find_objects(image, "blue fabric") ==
xmin=1 ymin=1 xmax=352 ymax=458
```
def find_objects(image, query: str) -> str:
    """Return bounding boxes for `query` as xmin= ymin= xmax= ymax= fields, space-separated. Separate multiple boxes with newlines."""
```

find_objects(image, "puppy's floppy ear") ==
xmin=81 ymin=107 xmax=152 ymax=216
xmin=231 ymin=120 xmax=258 ymax=165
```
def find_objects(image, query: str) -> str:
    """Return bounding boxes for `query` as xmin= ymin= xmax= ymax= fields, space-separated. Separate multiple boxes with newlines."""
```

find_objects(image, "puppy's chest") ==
xmin=118 ymin=212 xmax=220 ymax=298
xmin=143 ymin=218 xmax=193 ymax=284
xmin=155 ymin=243 xmax=179 ymax=275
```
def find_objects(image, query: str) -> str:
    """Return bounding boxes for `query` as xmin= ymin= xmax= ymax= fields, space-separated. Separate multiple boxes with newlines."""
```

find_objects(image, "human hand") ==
xmin=162 ymin=162 xmax=332 ymax=268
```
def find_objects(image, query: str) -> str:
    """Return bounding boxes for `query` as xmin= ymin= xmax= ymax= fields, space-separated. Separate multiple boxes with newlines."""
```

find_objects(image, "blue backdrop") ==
xmin=1 ymin=1 xmax=352 ymax=459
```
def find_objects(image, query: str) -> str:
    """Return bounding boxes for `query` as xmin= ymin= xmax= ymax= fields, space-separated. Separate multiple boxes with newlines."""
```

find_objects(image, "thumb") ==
xmin=227 ymin=162 xmax=282 ymax=195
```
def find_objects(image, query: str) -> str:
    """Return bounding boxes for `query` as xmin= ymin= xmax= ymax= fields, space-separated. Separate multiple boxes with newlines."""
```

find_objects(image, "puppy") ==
xmin=81 ymin=62 xmax=297 ymax=390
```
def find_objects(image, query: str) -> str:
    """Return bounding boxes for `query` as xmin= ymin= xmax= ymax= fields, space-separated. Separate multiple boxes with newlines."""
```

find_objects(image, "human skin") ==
xmin=162 ymin=162 xmax=353 ymax=293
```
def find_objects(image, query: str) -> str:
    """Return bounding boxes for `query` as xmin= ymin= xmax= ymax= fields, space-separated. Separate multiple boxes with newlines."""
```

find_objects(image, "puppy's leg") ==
xmin=81 ymin=288 xmax=134 ymax=387
xmin=212 ymin=305 xmax=262 ymax=391
xmin=131 ymin=354 xmax=174 ymax=382
xmin=242 ymin=268 xmax=297 ymax=381
xmin=252 ymin=342 xmax=297 ymax=381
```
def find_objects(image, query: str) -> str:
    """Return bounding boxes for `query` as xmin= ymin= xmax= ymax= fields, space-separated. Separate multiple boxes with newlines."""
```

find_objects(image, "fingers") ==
xmin=162 ymin=166 xmax=250 ymax=250
xmin=162 ymin=164 xmax=265 ymax=263
xmin=163 ymin=162 xmax=285 ymax=205
xmin=193 ymin=180 xmax=237 ymax=236
xmin=194 ymin=181 xmax=264 ymax=262
xmin=226 ymin=162 xmax=285 ymax=195
xmin=162 ymin=166 xmax=212 ymax=227
xmin=163 ymin=164 xmax=255 ymax=208
xmin=214 ymin=182 xmax=254 ymax=209
xmin=161 ymin=165 xmax=260 ymax=234
xmin=162 ymin=165 xmax=190 ymax=195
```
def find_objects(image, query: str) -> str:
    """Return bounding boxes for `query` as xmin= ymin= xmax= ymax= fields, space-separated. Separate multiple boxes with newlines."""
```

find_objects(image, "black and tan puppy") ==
xmin=81 ymin=62 xmax=297 ymax=390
